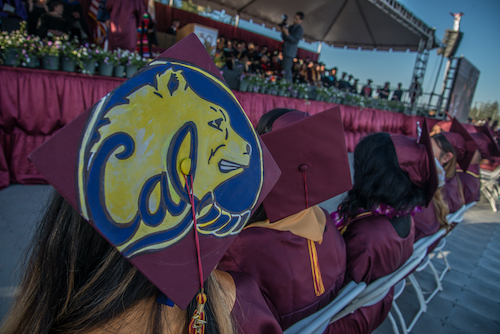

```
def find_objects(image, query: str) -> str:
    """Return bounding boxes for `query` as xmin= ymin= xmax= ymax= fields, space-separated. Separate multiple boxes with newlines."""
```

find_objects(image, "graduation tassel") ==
xmin=308 ymin=239 xmax=325 ymax=296
xmin=301 ymin=166 xmax=325 ymax=296
xmin=182 ymin=159 xmax=207 ymax=334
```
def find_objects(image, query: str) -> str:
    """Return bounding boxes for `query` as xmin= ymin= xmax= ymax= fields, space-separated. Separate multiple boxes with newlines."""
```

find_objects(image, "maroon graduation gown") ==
xmin=106 ymin=0 xmax=145 ymax=51
xmin=413 ymin=203 xmax=441 ymax=242
xmin=328 ymin=214 xmax=415 ymax=334
xmin=219 ymin=207 xmax=346 ymax=330
xmin=457 ymin=164 xmax=481 ymax=204
xmin=229 ymin=271 xmax=283 ymax=334
xmin=442 ymin=174 xmax=465 ymax=214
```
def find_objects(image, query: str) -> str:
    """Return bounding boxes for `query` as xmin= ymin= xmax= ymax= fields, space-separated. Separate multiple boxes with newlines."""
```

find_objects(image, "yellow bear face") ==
xmin=77 ymin=61 xmax=262 ymax=258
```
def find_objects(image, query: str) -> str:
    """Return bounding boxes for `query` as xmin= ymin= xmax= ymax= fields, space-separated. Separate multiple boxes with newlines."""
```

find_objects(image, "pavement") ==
xmin=1 ymin=183 xmax=499 ymax=333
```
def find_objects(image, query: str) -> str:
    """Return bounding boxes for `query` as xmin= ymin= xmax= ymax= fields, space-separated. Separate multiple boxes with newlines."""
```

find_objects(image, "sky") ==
xmin=317 ymin=0 xmax=500 ymax=108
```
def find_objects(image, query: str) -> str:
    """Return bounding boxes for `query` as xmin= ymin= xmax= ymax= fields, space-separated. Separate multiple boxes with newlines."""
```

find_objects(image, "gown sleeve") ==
xmin=228 ymin=271 xmax=283 ymax=334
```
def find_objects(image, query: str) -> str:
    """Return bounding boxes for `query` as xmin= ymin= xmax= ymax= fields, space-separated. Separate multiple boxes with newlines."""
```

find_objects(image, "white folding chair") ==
xmin=284 ymin=281 xmax=367 ymax=334
xmin=387 ymin=279 xmax=407 ymax=334
xmin=329 ymin=248 xmax=427 ymax=327
xmin=397 ymin=229 xmax=447 ymax=333
xmin=480 ymin=166 xmax=500 ymax=212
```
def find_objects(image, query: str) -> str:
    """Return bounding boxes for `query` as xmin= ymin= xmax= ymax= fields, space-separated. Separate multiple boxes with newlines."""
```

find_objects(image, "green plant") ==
xmin=39 ymin=35 xmax=64 ymax=57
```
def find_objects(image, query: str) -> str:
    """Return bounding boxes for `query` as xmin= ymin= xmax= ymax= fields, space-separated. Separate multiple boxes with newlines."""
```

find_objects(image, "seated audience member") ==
xmin=413 ymin=120 xmax=450 ymax=242
xmin=293 ymin=61 xmax=308 ymax=83
xmin=220 ymin=107 xmax=352 ymax=330
xmin=391 ymin=83 xmax=403 ymax=101
xmin=360 ymin=79 xmax=373 ymax=97
xmin=26 ymin=0 xmax=48 ymax=36
xmin=0 ymin=36 xmax=282 ymax=334
xmin=378 ymin=82 xmax=390 ymax=100
xmin=166 ymin=18 xmax=179 ymax=35
xmin=346 ymin=74 xmax=354 ymax=90
xmin=36 ymin=0 xmax=70 ymax=38
xmin=461 ymin=125 xmax=500 ymax=203
xmin=223 ymin=39 xmax=236 ymax=69
xmin=350 ymin=78 xmax=359 ymax=94
xmin=270 ymin=52 xmax=282 ymax=76
xmin=0 ymin=0 xmax=27 ymax=32
xmin=62 ymin=0 xmax=89 ymax=42
xmin=435 ymin=119 xmax=478 ymax=214
xmin=337 ymin=72 xmax=349 ymax=90
xmin=330 ymin=128 xmax=436 ymax=334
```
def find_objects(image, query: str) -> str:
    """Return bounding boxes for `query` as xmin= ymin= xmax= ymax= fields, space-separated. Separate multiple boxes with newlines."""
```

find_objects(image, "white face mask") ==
xmin=435 ymin=157 xmax=446 ymax=188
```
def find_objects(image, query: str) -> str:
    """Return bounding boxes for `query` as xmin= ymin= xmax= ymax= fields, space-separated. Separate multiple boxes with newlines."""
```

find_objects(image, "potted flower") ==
xmin=60 ymin=35 xmax=82 ymax=72
xmin=124 ymin=52 xmax=146 ymax=78
xmin=94 ymin=47 xmax=114 ymax=76
xmin=294 ymin=83 xmax=310 ymax=99
xmin=39 ymin=35 xmax=63 ymax=70
xmin=0 ymin=29 xmax=24 ymax=66
xmin=111 ymin=48 xmax=129 ymax=78
xmin=277 ymin=78 xmax=291 ymax=96
xmin=20 ymin=34 xmax=42 ymax=68
xmin=78 ymin=43 xmax=99 ymax=75
xmin=315 ymin=86 xmax=329 ymax=102
xmin=266 ymin=78 xmax=278 ymax=95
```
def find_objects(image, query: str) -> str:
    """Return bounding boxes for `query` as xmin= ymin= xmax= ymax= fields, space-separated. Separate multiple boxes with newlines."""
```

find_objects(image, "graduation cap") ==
xmin=441 ymin=118 xmax=478 ymax=171
xmin=391 ymin=118 xmax=437 ymax=206
xmin=28 ymin=34 xmax=280 ymax=322
xmin=260 ymin=107 xmax=352 ymax=222
xmin=473 ymin=125 xmax=500 ymax=159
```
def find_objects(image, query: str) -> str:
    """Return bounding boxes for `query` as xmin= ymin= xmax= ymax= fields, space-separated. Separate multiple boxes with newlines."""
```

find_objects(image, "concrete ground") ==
xmin=1 ymin=183 xmax=499 ymax=333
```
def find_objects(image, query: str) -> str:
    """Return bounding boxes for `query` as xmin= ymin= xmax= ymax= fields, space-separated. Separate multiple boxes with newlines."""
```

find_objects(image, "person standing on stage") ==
xmin=105 ymin=0 xmax=145 ymax=51
xmin=280 ymin=11 xmax=304 ymax=82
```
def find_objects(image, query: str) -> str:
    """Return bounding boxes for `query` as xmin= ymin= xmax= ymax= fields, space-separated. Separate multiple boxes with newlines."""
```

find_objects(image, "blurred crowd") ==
xmin=216 ymin=35 xmax=405 ymax=101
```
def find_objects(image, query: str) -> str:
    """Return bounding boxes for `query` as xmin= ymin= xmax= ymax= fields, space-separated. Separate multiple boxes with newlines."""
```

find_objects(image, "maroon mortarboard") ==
xmin=471 ymin=133 xmax=491 ymax=160
xmin=442 ymin=118 xmax=478 ymax=171
xmin=391 ymin=118 xmax=437 ymax=206
xmin=474 ymin=125 xmax=500 ymax=159
xmin=260 ymin=107 xmax=352 ymax=222
xmin=28 ymin=34 xmax=280 ymax=319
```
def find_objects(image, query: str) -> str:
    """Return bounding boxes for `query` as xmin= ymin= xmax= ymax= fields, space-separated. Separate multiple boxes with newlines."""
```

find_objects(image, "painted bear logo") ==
xmin=77 ymin=61 xmax=262 ymax=258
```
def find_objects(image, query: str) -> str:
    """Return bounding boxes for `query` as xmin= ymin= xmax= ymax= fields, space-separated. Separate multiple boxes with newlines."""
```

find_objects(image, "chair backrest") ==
xmin=446 ymin=205 xmax=466 ymax=224
xmin=284 ymin=281 xmax=367 ymax=334
xmin=329 ymin=247 xmax=427 ymax=325
xmin=413 ymin=228 xmax=447 ymax=254
xmin=480 ymin=165 xmax=500 ymax=181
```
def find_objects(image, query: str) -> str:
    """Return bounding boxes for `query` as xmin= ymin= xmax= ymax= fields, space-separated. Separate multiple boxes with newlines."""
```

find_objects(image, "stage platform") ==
xmin=0 ymin=65 xmax=434 ymax=189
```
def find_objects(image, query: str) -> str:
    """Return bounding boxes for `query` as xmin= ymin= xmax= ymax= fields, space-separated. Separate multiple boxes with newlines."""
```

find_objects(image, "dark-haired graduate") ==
xmin=219 ymin=107 xmax=353 ymax=330
xmin=329 ymin=128 xmax=437 ymax=334
xmin=0 ymin=35 xmax=283 ymax=334
xmin=436 ymin=119 xmax=478 ymax=214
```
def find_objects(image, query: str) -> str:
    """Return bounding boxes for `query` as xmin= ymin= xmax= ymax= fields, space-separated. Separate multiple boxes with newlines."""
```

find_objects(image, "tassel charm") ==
xmin=189 ymin=292 xmax=207 ymax=334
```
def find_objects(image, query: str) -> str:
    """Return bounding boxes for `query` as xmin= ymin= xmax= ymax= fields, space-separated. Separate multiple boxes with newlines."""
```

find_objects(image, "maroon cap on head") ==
xmin=261 ymin=107 xmax=352 ymax=222
xmin=272 ymin=110 xmax=311 ymax=130
xmin=28 ymin=34 xmax=277 ymax=310
xmin=471 ymin=133 xmax=491 ymax=160
xmin=442 ymin=118 xmax=478 ymax=171
xmin=475 ymin=125 xmax=500 ymax=158
xmin=391 ymin=118 xmax=437 ymax=206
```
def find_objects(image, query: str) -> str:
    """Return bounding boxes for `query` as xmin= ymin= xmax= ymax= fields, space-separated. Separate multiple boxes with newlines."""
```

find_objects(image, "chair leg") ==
xmin=387 ymin=312 xmax=401 ymax=334
xmin=424 ymin=261 xmax=443 ymax=304
xmin=407 ymin=274 xmax=427 ymax=332
xmin=438 ymin=249 xmax=451 ymax=282
xmin=482 ymin=188 xmax=497 ymax=212
xmin=391 ymin=301 xmax=408 ymax=334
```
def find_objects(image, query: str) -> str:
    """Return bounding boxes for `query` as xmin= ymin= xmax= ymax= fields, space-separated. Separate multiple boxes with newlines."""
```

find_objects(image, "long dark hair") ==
xmin=255 ymin=108 xmax=297 ymax=135
xmin=0 ymin=191 xmax=234 ymax=334
xmin=338 ymin=132 xmax=426 ymax=221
